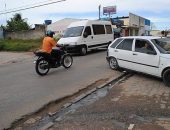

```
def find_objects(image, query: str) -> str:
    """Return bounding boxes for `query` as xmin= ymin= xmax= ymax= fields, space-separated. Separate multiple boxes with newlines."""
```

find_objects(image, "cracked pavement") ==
xmin=48 ymin=74 xmax=170 ymax=130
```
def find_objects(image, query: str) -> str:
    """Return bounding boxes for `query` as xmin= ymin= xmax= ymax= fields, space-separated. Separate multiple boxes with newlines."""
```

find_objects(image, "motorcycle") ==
xmin=34 ymin=45 xmax=73 ymax=76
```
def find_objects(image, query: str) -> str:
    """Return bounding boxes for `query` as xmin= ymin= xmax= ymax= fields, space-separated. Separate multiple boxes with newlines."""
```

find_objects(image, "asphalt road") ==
xmin=0 ymin=50 xmax=122 ymax=129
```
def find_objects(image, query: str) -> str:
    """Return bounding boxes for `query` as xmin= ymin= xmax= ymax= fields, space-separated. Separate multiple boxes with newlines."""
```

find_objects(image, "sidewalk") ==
xmin=48 ymin=74 xmax=170 ymax=130
xmin=0 ymin=52 xmax=33 ymax=65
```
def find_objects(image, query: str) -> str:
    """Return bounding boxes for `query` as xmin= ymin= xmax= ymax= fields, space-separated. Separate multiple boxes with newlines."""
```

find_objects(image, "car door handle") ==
xmin=133 ymin=53 xmax=137 ymax=55
xmin=114 ymin=50 xmax=118 ymax=52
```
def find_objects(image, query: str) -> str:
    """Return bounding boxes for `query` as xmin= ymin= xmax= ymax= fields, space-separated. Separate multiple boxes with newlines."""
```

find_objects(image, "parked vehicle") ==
xmin=34 ymin=45 xmax=73 ymax=76
xmin=58 ymin=20 xmax=114 ymax=55
xmin=106 ymin=36 xmax=170 ymax=86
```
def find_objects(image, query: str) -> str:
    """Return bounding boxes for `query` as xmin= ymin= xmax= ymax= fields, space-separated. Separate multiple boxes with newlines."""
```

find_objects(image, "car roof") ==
xmin=118 ymin=36 xmax=161 ymax=40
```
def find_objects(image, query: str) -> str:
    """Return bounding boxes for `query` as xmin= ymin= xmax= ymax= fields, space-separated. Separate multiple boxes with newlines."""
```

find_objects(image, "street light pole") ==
xmin=4 ymin=2 xmax=7 ymax=23
xmin=99 ymin=5 xmax=101 ymax=20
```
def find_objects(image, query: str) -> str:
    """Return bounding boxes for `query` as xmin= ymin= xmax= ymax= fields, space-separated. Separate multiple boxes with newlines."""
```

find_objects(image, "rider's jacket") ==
xmin=41 ymin=36 xmax=56 ymax=53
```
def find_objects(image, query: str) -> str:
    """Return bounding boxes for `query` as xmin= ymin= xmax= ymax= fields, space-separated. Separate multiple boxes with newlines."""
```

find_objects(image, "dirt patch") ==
xmin=0 ymin=52 xmax=33 ymax=65
xmin=134 ymin=124 xmax=166 ymax=130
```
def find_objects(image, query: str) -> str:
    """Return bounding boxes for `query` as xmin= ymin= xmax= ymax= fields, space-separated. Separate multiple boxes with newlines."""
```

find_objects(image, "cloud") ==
xmin=1 ymin=0 xmax=170 ymax=29
xmin=149 ymin=17 xmax=170 ymax=23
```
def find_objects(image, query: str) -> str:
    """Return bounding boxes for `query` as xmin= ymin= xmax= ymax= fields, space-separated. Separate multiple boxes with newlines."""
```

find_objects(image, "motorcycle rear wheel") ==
xmin=35 ymin=58 xmax=50 ymax=76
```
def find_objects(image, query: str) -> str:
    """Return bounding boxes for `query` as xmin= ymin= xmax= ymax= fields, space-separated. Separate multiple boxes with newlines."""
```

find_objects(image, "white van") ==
xmin=58 ymin=20 xmax=114 ymax=55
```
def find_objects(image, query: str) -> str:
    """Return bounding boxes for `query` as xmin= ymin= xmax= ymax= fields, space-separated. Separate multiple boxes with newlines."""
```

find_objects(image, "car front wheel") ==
xmin=80 ymin=46 xmax=87 ymax=56
xmin=109 ymin=57 xmax=119 ymax=70
xmin=163 ymin=69 xmax=170 ymax=87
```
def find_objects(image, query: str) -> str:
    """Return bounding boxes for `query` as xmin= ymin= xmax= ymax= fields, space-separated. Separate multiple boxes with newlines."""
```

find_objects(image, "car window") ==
xmin=110 ymin=38 xmax=123 ymax=48
xmin=135 ymin=39 xmax=154 ymax=54
xmin=84 ymin=26 xmax=91 ymax=36
xmin=116 ymin=39 xmax=133 ymax=51
xmin=151 ymin=38 xmax=170 ymax=54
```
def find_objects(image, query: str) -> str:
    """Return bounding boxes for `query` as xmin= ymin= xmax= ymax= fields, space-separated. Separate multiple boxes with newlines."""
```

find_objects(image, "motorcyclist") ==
xmin=41 ymin=30 xmax=57 ymax=53
xmin=41 ymin=30 xmax=64 ymax=63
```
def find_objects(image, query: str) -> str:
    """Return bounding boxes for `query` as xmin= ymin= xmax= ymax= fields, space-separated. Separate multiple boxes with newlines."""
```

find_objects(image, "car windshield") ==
xmin=151 ymin=38 xmax=170 ymax=54
xmin=63 ymin=26 xmax=84 ymax=38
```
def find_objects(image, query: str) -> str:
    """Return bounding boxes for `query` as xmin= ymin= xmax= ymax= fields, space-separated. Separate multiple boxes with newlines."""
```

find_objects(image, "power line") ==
xmin=0 ymin=0 xmax=56 ymax=13
xmin=0 ymin=0 xmax=66 ymax=15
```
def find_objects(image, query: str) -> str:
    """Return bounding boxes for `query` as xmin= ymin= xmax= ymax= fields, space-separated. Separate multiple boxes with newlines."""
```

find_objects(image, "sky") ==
xmin=0 ymin=0 xmax=170 ymax=30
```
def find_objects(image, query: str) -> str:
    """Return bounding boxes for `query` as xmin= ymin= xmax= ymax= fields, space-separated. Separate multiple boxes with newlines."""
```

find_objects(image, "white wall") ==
xmin=47 ymin=18 xmax=84 ymax=35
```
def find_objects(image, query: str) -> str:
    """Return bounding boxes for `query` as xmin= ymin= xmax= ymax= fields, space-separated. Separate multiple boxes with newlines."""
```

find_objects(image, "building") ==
xmin=150 ymin=30 xmax=161 ymax=36
xmin=47 ymin=18 xmax=84 ymax=36
xmin=111 ymin=13 xmax=151 ymax=36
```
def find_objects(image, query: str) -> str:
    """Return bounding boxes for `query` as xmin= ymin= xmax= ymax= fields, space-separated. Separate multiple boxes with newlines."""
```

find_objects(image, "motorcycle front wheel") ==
xmin=62 ymin=54 xmax=73 ymax=68
xmin=35 ymin=58 xmax=50 ymax=76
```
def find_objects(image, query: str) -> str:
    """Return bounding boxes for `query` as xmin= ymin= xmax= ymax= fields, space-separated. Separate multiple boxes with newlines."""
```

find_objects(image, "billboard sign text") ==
xmin=103 ymin=6 xmax=116 ymax=15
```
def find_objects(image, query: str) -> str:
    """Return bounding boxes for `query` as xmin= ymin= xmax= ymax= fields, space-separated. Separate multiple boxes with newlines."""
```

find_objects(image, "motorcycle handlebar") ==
xmin=57 ymin=44 xmax=69 ymax=51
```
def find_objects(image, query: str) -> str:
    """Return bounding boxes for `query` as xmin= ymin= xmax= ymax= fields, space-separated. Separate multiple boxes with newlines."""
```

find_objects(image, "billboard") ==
xmin=111 ymin=19 xmax=124 ymax=27
xmin=103 ymin=6 xmax=116 ymax=15
xmin=44 ymin=20 xmax=52 ymax=25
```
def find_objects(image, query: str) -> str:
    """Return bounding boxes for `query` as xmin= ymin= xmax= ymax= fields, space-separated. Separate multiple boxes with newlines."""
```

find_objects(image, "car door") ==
xmin=114 ymin=38 xmax=134 ymax=69
xmin=132 ymin=39 xmax=160 ymax=76
xmin=82 ymin=26 xmax=94 ymax=47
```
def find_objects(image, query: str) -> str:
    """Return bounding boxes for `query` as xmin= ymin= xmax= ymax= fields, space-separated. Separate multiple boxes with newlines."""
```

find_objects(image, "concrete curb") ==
xmin=48 ymin=72 xmax=127 ymax=117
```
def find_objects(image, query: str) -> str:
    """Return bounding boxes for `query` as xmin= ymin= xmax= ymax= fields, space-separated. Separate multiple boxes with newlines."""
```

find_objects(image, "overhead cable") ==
xmin=0 ymin=0 xmax=66 ymax=15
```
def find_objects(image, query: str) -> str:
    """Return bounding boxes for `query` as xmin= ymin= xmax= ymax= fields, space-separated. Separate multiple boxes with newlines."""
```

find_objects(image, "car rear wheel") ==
xmin=163 ymin=69 xmax=170 ymax=87
xmin=109 ymin=57 xmax=119 ymax=70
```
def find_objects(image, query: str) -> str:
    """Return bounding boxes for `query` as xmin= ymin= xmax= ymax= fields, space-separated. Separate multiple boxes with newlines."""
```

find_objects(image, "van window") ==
xmin=105 ymin=25 xmax=112 ymax=34
xmin=92 ymin=25 xmax=105 ymax=35
xmin=84 ymin=26 xmax=91 ymax=36
xmin=63 ymin=26 xmax=84 ymax=38
xmin=116 ymin=39 xmax=133 ymax=51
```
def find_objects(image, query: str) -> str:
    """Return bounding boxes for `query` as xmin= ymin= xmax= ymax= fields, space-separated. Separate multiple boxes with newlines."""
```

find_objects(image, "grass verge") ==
xmin=0 ymin=39 xmax=42 ymax=52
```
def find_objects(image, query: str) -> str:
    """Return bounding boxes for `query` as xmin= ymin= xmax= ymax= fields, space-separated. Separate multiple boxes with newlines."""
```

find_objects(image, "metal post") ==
xmin=4 ymin=2 xmax=7 ymax=22
xmin=99 ymin=5 xmax=101 ymax=20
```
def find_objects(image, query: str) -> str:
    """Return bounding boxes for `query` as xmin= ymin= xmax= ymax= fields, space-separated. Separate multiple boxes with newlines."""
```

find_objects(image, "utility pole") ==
xmin=99 ymin=5 xmax=101 ymax=20
xmin=4 ymin=2 xmax=7 ymax=23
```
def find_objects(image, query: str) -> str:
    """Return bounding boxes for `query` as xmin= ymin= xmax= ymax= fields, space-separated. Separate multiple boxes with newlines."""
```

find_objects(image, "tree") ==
xmin=4 ymin=13 xmax=30 ymax=31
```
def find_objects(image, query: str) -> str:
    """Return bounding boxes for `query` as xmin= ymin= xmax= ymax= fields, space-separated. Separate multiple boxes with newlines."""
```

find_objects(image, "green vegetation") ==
xmin=1 ymin=13 xmax=30 ymax=31
xmin=0 ymin=39 xmax=42 ymax=52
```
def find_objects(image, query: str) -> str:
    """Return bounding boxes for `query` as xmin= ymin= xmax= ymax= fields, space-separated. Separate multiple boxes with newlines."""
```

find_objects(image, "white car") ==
xmin=106 ymin=36 xmax=170 ymax=86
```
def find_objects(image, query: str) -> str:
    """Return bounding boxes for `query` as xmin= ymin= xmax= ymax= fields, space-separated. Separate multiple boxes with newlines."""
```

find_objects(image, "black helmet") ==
xmin=46 ymin=30 xmax=55 ymax=37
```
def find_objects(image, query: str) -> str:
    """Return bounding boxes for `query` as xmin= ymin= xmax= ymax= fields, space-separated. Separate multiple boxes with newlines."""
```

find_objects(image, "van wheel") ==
xmin=163 ymin=69 xmax=170 ymax=87
xmin=80 ymin=46 xmax=87 ymax=55
xmin=109 ymin=57 xmax=119 ymax=70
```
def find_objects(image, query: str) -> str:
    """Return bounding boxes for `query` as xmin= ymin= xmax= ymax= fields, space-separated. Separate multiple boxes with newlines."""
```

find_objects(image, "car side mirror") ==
xmin=83 ymin=32 xmax=88 ymax=38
